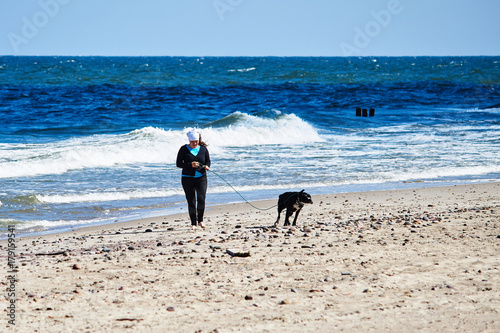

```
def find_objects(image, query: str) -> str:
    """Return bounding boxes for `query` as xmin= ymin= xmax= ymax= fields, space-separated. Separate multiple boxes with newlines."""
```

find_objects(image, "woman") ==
xmin=176 ymin=129 xmax=211 ymax=230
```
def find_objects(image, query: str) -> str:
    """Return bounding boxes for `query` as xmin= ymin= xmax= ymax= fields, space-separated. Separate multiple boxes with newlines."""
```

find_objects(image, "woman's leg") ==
xmin=181 ymin=177 xmax=197 ymax=225
xmin=195 ymin=176 xmax=208 ymax=224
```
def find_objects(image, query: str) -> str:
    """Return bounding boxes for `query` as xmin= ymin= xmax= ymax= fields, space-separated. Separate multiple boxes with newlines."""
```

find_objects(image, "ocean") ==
xmin=1 ymin=56 xmax=499 ymax=238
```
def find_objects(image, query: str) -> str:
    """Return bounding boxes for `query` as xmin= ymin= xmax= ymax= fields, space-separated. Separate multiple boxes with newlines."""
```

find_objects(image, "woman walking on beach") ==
xmin=176 ymin=129 xmax=211 ymax=230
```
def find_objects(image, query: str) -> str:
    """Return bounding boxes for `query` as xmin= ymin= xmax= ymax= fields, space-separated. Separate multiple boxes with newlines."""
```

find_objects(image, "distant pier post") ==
xmin=356 ymin=107 xmax=375 ymax=117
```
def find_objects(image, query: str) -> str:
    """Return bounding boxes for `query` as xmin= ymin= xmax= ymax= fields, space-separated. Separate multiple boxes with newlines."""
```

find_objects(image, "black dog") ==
xmin=274 ymin=190 xmax=313 ymax=226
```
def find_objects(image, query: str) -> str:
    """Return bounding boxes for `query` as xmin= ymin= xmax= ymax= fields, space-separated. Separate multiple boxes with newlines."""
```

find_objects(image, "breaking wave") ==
xmin=0 ymin=111 xmax=322 ymax=178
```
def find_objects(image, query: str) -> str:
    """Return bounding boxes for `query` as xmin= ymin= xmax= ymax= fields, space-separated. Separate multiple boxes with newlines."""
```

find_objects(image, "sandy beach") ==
xmin=2 ymin=182 xmax=499 ymax=332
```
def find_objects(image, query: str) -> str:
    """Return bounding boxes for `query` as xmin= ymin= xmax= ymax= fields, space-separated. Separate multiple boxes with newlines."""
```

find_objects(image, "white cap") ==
xmin=186 ymin=129 xmax=200 ymax=141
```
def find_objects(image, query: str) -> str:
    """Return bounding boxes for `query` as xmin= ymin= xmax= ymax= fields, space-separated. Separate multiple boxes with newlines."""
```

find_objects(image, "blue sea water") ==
xmin=1 ymin=56 xmax=499 ymax=237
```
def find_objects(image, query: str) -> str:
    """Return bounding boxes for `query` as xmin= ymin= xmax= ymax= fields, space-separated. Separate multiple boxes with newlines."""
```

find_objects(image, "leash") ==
xmin=199 ymin=164 xmax=296 ymax=211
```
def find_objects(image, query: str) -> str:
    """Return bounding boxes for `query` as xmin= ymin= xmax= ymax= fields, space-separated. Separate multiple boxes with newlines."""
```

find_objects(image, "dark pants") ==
xmin=181 ymin=176 xmax=207 ymax=225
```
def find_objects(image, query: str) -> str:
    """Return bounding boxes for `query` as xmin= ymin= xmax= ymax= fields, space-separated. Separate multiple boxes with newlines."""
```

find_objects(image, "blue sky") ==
xmin=1 ymin=0 xmax=499 ymax=56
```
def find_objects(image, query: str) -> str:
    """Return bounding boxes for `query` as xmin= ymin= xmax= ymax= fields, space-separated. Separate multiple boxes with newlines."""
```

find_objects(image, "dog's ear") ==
xmin=300 ymin=189 xmax=305 ymax=193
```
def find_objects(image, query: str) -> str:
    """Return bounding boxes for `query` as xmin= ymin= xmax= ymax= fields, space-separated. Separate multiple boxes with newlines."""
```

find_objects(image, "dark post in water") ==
xmin=355 ymin=108 xmax=375 ymax=117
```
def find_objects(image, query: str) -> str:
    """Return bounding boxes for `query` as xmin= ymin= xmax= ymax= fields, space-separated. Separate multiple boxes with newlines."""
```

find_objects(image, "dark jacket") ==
xmin=176 ymin=145 xmax=211 ymax=177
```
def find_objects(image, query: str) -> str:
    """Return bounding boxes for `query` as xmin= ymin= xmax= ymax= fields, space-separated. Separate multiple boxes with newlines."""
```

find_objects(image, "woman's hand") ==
xmin=191 ymin=161 xmax=208 ymax=170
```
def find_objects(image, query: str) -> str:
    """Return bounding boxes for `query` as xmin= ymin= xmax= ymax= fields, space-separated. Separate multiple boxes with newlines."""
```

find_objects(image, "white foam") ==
xmin=37 ymin=188 xmax=182 ymax=204
xmin=9 ymin=218 xmax=107 ymax=233
xmin=387 ymin=165 xmax=500 ymax=182
xmin=0 ymin=112 xmax=322 ymax=179
xmin=228 ymin=67 xmax=256 ymax=72
xmin=0 ymin=127 xmax=181 ymax=178
xmin=204 ymin=112 xmax=323 ymax=147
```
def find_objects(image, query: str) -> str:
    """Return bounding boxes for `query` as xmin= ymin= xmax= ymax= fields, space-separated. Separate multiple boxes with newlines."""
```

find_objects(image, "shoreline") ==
xmin=5 ymin=181 xmax=499 ymax=242
xmin=7 ymin=178 xmax=499 ymax=241
xmin=2 ymin=182 xmax=499 ymax=332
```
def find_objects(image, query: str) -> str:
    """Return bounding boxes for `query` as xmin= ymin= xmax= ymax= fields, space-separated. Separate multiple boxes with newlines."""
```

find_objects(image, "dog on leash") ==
xmin=274 ymin=190 xmax=313 ymax=226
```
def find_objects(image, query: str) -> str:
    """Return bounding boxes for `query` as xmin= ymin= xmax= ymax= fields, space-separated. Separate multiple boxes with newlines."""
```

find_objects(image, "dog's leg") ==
xmin=284 ymin=208 xmax=293 ymax=226
xmin=292 ymin=208 xmax=302 ymax=226
xmin=274 ymin=211 xmax=281 ymax=226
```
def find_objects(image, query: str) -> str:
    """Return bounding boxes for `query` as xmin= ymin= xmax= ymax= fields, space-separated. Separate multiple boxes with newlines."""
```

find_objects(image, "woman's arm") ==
xmin=176 ymin=146 xmax=187 ymax=169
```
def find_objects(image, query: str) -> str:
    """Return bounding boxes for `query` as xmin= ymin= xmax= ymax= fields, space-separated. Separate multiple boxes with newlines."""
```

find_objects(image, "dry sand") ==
xmin=2 ymin=182 xmax=499 ymax=332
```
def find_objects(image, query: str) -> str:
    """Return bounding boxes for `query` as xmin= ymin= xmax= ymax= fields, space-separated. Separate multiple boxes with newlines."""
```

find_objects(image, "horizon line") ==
xmin=1 ymin=54 xmax=499 ymax=58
